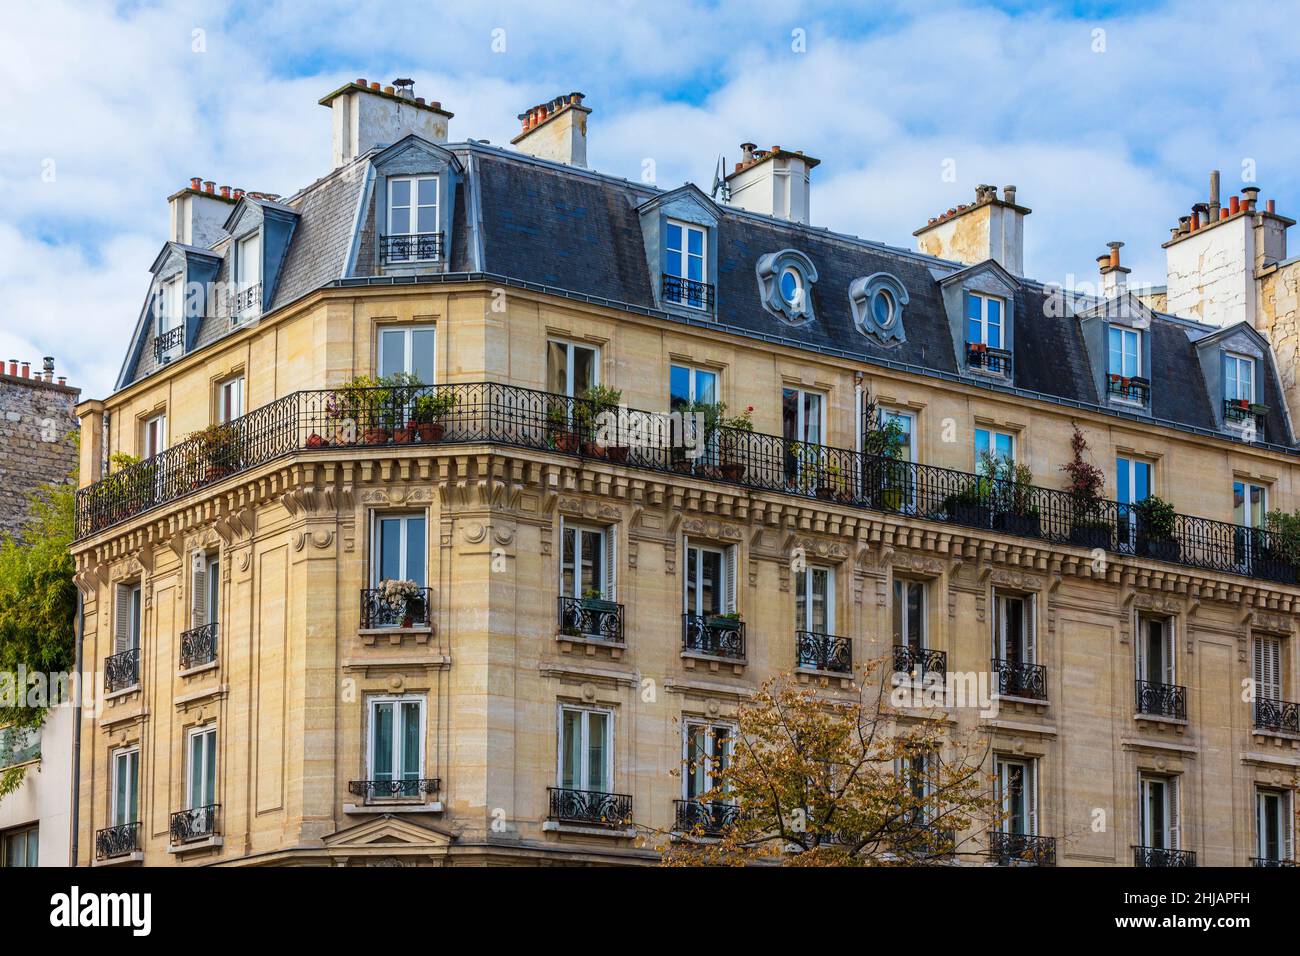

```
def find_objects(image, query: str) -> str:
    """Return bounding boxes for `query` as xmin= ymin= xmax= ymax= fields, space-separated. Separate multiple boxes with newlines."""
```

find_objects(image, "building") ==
xmin=69 ymin=78 xmax=1300 ymax=867
xmin=0 ymin=358 xmax=80 ymax=868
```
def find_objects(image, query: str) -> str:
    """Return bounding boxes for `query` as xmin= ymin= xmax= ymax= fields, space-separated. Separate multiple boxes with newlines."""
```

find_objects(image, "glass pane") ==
xmin=907 ymin=582 xmax=923 ymax=648
xmin=379 ymin=518 xmax=402 ymax=581
xmin=669 ymin=365 xmax=690 ymax=412
xmin=804 ymin=393 xmax=822 ymax=444
xmin=966 ymin=293 xmax=982 ymax=343
xmin=782 ymin=389 xmax=798 ymax=443
xmin=208 ymin=562 xmax=219 ymax=624
xmin=561 ymin=710 xmax=581 ymax=788
xmin=1134 ymin=462 xmax=1150 ymax=501
xmin=573 ymin=346 xmax=596 ymax=393
xmin=687 ymin=726 xmax=705 ymax=798
xmin=987 ymin=299 xmax=1002 ymax=348
xmin=204 ymin=732 xmax=215 ymax=806
xmin=586 ymin=712 xmax=608 ymax=792
xmin=416 ymin=204 xmax=437 ymax=233
xmin=580 ymin=529 xmax=603 ymax=595
xmin=1233 ymin=481 xmax=1246 ymax=525
xmin=696 ymin=370 xmax=717 ymax=405
xmin=975 ymin=428 xmax=989 ymax=462
xmin=1108 ymin=327 xmax=1122 ymax=375
xmin=995 ymin=433 xmax=1013 ymax=462
xmin=562 ymin=527 xmax=576 ymax=597
xmin=401 ymin=702 xmax=421 ymax=779
xmin=687 ymin=227 xmax=703 ymax=257
xmin=701 ymin=550 xmax=721 ymax=615
xmin=1117 ymin=457 xmax=1131 ymax=505
xmin=795 ymin=572 xmax=808 ymax=631
xmin=405 ymin=517 xmax=426 ymax=587
xmin=891 ymin=580 xmax=904 ymax=644
xmin=1145 ymin=620 xmax=1164 ymax=680
xmin=547 ymin=341 xmax=568 ymax=395
xmin=666 ymin=222 xmax=682 ymax=255
xmin=372 ymin=703 xmax=393 ymax=781
xmin=380 ymin=329 xmax=406 ymax=379
xmin=411 ymin=329 xmax=435 ymax=384
xmin=685 ymin=547 xmax=698 ymax=614
xmin=190 ymin=734 xmax=203 ymax=807
xmin=812 ymin=568 xmax=828 ymax=634
xmin=1225 ymin=358 xmax=1239 ymax=400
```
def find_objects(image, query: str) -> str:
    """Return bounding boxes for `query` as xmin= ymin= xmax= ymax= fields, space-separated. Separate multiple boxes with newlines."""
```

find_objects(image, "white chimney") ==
xmin=1099 ymin=241 xmax=1130 ymax=298
xmin=914 ymin=184 xmax=1031 ymax=275
xmin=724 ymin=143 xmax=819 ymax=224
xmin=168 ymin=179 xmax=237 ymax=247
xmin=319 ymin=78 xmax=452 ymax=169
xmin=512 ymin=93 xmax=591 ymax=167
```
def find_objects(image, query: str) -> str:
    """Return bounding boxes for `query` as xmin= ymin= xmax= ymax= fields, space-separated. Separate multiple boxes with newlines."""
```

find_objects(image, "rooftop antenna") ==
xmin=710 ymin=154 xmax=730 ymax=202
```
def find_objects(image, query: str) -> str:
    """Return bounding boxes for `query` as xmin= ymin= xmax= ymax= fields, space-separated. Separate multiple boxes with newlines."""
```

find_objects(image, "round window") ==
xmin=779 ymin=267 xmax=803 ymax=307
xmin=871 ymin=288 xmax=895 ymax=328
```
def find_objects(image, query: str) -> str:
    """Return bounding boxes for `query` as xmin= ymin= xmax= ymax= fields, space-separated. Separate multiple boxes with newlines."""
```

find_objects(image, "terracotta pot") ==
xmin=418 ymin=422 xmax=445 ymax=442
xmin=672 ymin=459 xmax=694 ymax=474
xmin=306 ymin=433 xmax=328 ymax=448
xmin=555 ymin=432 xmax=580 ymax=453
xmin=581 ymin=441 xmax=607 ymax=459
xmin=362 ymin=428 xmax=391 ymax=445
xmin=721 ymin=462 xmax=746 ymax=481
xmin=393 ymin=428 xmax=415 ymax=444
xmin=606 ymin=446 xmax=631 ymax=463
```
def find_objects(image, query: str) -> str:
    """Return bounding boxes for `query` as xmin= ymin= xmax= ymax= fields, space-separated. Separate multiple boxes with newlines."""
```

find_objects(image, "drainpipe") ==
xmin=69 ymin=586 xmax=84 ymax=865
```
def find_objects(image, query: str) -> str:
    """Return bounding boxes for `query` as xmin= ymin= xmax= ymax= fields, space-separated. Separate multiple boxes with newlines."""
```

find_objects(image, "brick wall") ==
xmin=0 ymin=373 xmax=80 ymax=540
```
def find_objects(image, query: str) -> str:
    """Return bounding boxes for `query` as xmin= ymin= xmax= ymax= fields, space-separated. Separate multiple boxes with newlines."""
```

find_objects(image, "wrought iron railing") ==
xmin=992 ymin=658 xmax=1048 ymax=700
xmin=360 ymin=586 xmax=432 ymax=629
xmin=71 ymin=381 xmax=1300 ymax=590
xmin=989 ymin=831 xmax=1056 ymax=866
xmin=1252 ymin=856 xmax=1297 ymax=867
xmin=557 ymin=595 xmax=624 ymax=643
xmin=1134 ymin=845 xmax=1196 ymax=867
xmin=169 ymin=804 xmax=219 ymax=844
xmin=1135 ymin=679 xmax=1187 ymax=720
xmin=153 ymin=324 xmax=186 ymax=361
xmin=347 ymin=778 xmax=441 ymax=799
xmin=674 ymin=799 xmax=741 ymax=835
xmin=893 ymin=644 xmax=947 ymax=681
xmin=179 ymin=622 xmax=218 ymax=670
xmin=662 ymin=273 xmax=715 ymax=311
xmin=1254 ymin=696 xmax=1300 ymax=734
xmin=382 ymin=232 xmax=444 ymax=263
xmin=967 ymin=343 xmax=1012 ymax=377
xmin=547 ymin=786 xmax=633 ymax=827
xmin=1224 ymin=398 xmax=1268 ymax=432
xmin=1106 ymin=375 xmax=1150 ymax=404
xmin=228 ymin=282 xmax=262 ymax=324
xmin=795 ymin=630 xmax=851 ymax=673
xmin=105 ymin=647 xmax=140 ymax=693
xmin=682 ymin=613 xmax=745 ymax=660
xmin=95 ymin=821 xmax=140 ymax=860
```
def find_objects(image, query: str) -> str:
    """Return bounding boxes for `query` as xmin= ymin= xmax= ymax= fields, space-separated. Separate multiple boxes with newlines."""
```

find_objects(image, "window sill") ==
xmin=178 ymin=660 xmax=219 ymax=679
xmin=542 ymin=820 xmax=638 ymax=839
xmin=990 ymin=692 xmax=1050 ymax=715
xmin=104 ymin=683 xmax=142 ymax=703
xmin=360 ymin=625 xmax=433 ymax=646
xmin=92 ymin=852 xmax=143 ymax=867
xmin=556 ymin=633 xmax=625 ymax=659
xmin=681 ymin=650 xmax=746 ymax=674
xmin=1251 ymin=728 xmax=1300 ymax=746
xmin=343 ymin=801 xmax=444 ymax=815
xmin=794 ymin=666 xmax=855 ymax=688
xmin=168 ymin=835 xmax=222 ymax=855
xmin=1134 ymin=712 xmax=1189 ymax=732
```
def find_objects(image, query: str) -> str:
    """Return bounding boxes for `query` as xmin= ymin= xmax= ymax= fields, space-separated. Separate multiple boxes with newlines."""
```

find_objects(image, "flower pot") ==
xmin=1136 ymin=535 xmax=1181 ymax=562
xmin=402 ymin=614 xmax=413 ymax=628
xmin=694 ymin=464 xmax=721 ymax=480
xmin=721 ymin=461 xmax=746 ymax=481
xmin=362 ymin=428 xmax=391 ymax=445
xmin=949 ymin=502 xmax=992 ymax=527
xmin=1069 ymin=523 xmax=1112 ymax=550
xmin=581 ymin=441 xmax=607 ymax=459
xmin=554 ymin=432 xmax=580 ymax=453
xmin=876 ymin=487 xmax=904 ymax=511
xmin=393 ymin=428 xmax=415 ymax=444
xmin=1256 ymin=551 xmax=1298 ymax=585
xmin=672 ymin=458 xmax=694 ymax=475
xmin=306 ymin=433 xmax=328 ymax=448
xmin=417 ymin=422 xmax=445 ymax=442
xmin=606 ymin=446 xmax=631 ymax=464
xmin=816 ymin=486 xmax=836 ymax=500
xmin=994 ymin=511 xmax=1042 ymax=538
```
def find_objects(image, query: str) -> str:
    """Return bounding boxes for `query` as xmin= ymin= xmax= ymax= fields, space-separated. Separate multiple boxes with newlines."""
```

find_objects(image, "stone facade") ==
xmin=0 ymin=370 xmax=79 ymax=538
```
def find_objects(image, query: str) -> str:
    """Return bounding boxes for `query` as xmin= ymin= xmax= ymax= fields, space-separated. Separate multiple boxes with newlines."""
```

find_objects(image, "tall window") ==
xmin=143 ymin=412 xmax=167 ymax=458
xmin=1234 ymin=480 xmax=1267 ymax=529
xmin=373 ymin=514 xmax=426 ymax=586
xmin=114 ymin=582 xmax=142 ymax=655
xmin=1116 ymin=457 xmax=1152 ymax=507
xmin=558 ymin=706 xmax=611 ymax=793
xmin=994 ymin=591 xmax=1033 ymax=664
xmin=669 ymin=364 xmax=717 ymax=413
xmin=560 ymin=523 xmax=612 ymax=600
xmin=975 ymin=427 xmax=1014 ymax=468
xmin=893 ymin=579 xmax=927 ymax=650
xmin=191 ymin=552 xmax=219 ymax=628
xmin=995 ymin=757 xmax=1037 ymax=835
xmin=1253 ymin=633 xmax=1283 ymax=702
xmin=794 ymin=565 xmax=834 ymax=634
xmin=547 ymin=340 xmax=599 ymax=397
xmin=0 ymin=824 xmax=38 ymax=867
xmin=217 ymin=375 xmax=244 ymax=423
xmin=1108 ymin=327 xmax=1141 ymax=378
xmin=900 ymin=752 xmax=936 ymax=825
xmin=1137 ymin=616 xmax=1176 ymax=686
xmin=684 ymin=542 xmax=734 ymax=617
xmin=237 ymin=233 xmax=261 ymax=291
xmin=158 ymin=277 xmax=183 ymax=335
xmin=782 ymin=387 xmax=824 ymax=446
xmin=1256 ymin=789 xmax=1294 ymax=863
xmin=879 ymin=408 xmax=915 ymax=461
xmin=369 ymin=696 xmax=424 ymax=791
xmin=966 ymin=293 xmax=1004 ymax=349
xmin=1224 ymin=353 xmax=1255 ymax=402
xmin=187 ymin=725 xmax=217 ymax=811
xmin=112 ymin=747 xmax=140 ymax=827
xmin=379 ymin=325 xmax=436 ymax=383
xmin=683 ymin=722 xmax=731 ymax=800
xmin=665 ymin=220 xmax=707 ymax=309
xmin=1139 ymin=773 xmax=1179 ymax=850
xmin=388 ymin=176 xmax=438 ymax=238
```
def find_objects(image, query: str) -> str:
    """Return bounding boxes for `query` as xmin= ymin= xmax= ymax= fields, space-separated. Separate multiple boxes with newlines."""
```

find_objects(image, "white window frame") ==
xmin=115 ymin=581 xmax=143 ymax=654
xmin=1136 ymin=615 xmax=1176 ymax=686
xmin=143 ymin=412 xmax=167 ymax=458
xmin=995 ymin=755 xmax=1038 ymax=836
xmin=665 ymin=220 xmax=708 ymax=310
xmin=993 ymin=590 xmax=1034 ymax=664
xmin=1234 ymin=480 xmax=1268 ymax=530
xmin=377 ymin=324 xmax=437 ymax=382
xmin=1224 ymin=352 xmax=1256 ymax=403
xmin=967 ymin=292 xmax=1005 ymax=349
xmin=371 ymin=512 xmax=427 ymax=587
xmin=669 ymin=363 xmax=718 ymax=408
xmin=794 ymin=564 xmax=835 ymax=634
xmin=0 ymin=823 xmax=39 ymax=867
xmin=366 ymin=695 xmax=426 ymax=787
xmin=1255 ymin=788 xmax=1295 ymax=863
xmin=158 ymin=276 xmax=184 ymax=335
xmin=682 ymin=720 xmax=734 ymax=800
xmin=559 ymin=521 xmax=613 ymax=601
xmin=547 ymin=339 xmax=600 ymax=397
xmin=217 ymin=375 xmax=244 ymax=423
xmin=783 ymin=387 xmax=825 ymax=445
xmin=556 ymin=704 xmax=614 ymax=793
xmin=878 ymin=407 xmax=916 ymax=462
xmin=1108 ymin=326 xmax=1142 ymax=379
xmin=186 ymin=724 xmax=217 ymax=810
xmin=387 ymin=175 xmax=439 ymax=239
xmin=1139 ymin=773 xmax=1179 ymax=850
xmin=975 ymin=427 xmax=1015 ymax=468
xmin=236 ymin=232 xmax=261 ymax=289
xmin=893 ymin=578 xmax=927 ymax=650
xmin=683 ymin=541 xmax=735 ymax=617
xmin=111 ymin=746 xmax=140 ymax=827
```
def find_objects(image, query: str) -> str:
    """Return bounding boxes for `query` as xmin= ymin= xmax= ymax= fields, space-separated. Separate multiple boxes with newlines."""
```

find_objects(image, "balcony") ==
xmin=966 ymin=342 xmax=1012 ymax=377
xmin=795 ymin=630 xmax=851 ymax=673
xmin=347 ymin=778 xmax=441 ymax=801
xmin=382 ymin=232 xmax=444 ymax=264
xmin=1224 ymin=398 xmax=1268 ymax=435
xmin=104 ymin=647 xmax=140 ymax=693
xmin=557 ymin=595 xmax=624 ymax=644
xmin=179 ymin=622 xmax=218 ymax=670
xmin=893 ymin=644 xmax=947 ymax=682
xmin=1254 ymin=696 xmax=1300 ymax=734
xmin=71 ymin=381 xmax=1300 ymax=591
xmin=153 ymin=324 xmax=185 ymax=362
xmin=1252 ymin=856 xmax=1298 ymax=867
xmin=1106 ymin=374 xmax=1150 ymax=405
xmin=991 ymin=658 xmax=1048 ymax=701
xmin=228 ymin=282 xmax=261 ymax=326
xmin=682 ymin=613 xmax=745 ymax=660
xmin=1134 ymin=845 xmax=1196 ymax=867
xmin=169 ymin=804 xmax=220 ymax=845
xmin=360 ymin=585 xmax=431 ymax=629
xmin=95 ymin=822 xmax=140 ymax=861
xmin=1135 ymin=679 xmax=1187 ymax=720
xmin=674 ymin=799 xmax=741 ymax=836
xmin=661 ymin=273 xmax=715 ymax=311
xmin=989 ymin=831 xmax=1057 ymax=866
xmin=547 ymin=786 xmax=633 ymax=827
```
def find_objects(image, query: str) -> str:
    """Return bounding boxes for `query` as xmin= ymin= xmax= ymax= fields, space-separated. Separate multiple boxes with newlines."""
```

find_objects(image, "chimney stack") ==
xmin=1209 ymin=170 xmax=1221 ymax=220
xmin=723 ymin=143 xmax=820 ymax=224
xmin=319 ymin=78 xmax=452 ymax=170
xmin=512 ymin=92 xmax=591 ymax=167
xmin=1098 ymin=241 xmax=1130 ymax=298
xmin=914 ymin=184 xmax=1031 ymax=274
xmin=168 ymin=176 xmax=236 ymax=247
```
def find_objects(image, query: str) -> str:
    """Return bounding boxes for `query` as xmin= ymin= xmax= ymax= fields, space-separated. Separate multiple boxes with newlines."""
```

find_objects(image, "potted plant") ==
xmin=943 ymin=478 xmax=993 ymax=527
xmin=547 ymin=400 xmax=579 ymax=453
xmin=1133 ymin=495 xmax=1180 ymax=562
xmin=718 ymin=404 xmax=755 ymax=481
xmin=577 ymin=384 xmax=625 ymax=460
xmin=682 ymin=399 xmax=724 ymax=477
xmin=1060 ymin=424 xmax=1111 ymax=549
xmin=860 ymin=395 xmax=908 ymax=510
xmin=579 ymin=586 xmax=616 ymax=613
xmin=378 ymin=578 xmax=424 ymax=627
xmin=985 ymin=452 xmax=1041 ymax=537
xmin=1258 ymin=509 xmax=1300 ymax=585
xmin=189 ymin=422 xmax=242 ymax=487
xmin=409 ymin=390 xmax=457 ymax=442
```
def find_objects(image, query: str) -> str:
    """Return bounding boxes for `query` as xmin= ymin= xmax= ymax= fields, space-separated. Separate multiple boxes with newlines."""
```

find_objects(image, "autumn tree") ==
xmin=662 ymin=658 xmax=994 ymax=866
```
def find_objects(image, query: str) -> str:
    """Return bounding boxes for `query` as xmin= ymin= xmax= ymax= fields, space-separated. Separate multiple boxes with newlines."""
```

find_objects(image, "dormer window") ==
xmin=154 ymin=277 xmax=185 ymax=361
xmin=1107 ymin=327 xmax=1148 ymax=404
xmin=965 ymin=292 xmax=1010 ymax=376
xmin=385 ymin=176 xmax=441 ymax=263
xmin=849 ymin=273 xmax=908 ymax=346
xmin=663 ymin=220 xmax=710 ymax=310
xmin=1223 ymin=352 xmax=1266 ymax=435
xmin=780 ymin=267 xmax=803 ymax=308
xmin=756 ymin=249 xmax=817 ymax=325
xmin=233 ymin=232 xmax=262 ymax=323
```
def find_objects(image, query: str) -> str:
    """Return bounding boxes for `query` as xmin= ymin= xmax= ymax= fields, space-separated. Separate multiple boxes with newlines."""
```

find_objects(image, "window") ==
xmin=0 ymin=824 xmax=38 ymax=867
xmin=1117 ymin=456 xmax=1153 ymax=546
xmin=669 ymin=364 xmax=717 ymax=413
xmin=1224 ymin=353 xmax=1255 ymax=402
xmin=547 ymin=340 xmax=599 ymax=398
xmin=995 ymin=757 xmax=1038 ymax=836
xmin=388 ymin=176 xmax=438 ymax=238
xmin=1139 ymin=773 xmax=1179 ymax=850
xmin=187 ymin=725 xmax=217 ymax=811
xmin=237 ymin=233 xmax=261 ymax=290
xmin=975 ymin=427 xmax=1014 ymax=468
xmin=880 ymin=409 xmax=915 ymax=462
xmin=1256 ymin=789 xmax=1294 ymax=863
xmin=558 ymin=706 xmax=611 ymax=793
xmin=158 ymin=277 xmax=183 ymax=334
xmin=112 ymin=747 xmax=140 ymax=827
xmin=217 ymin=375 xmax=244 ymax=423
xmin=114 ymin=582 xmax=142 ymax=655
xmin=560 ymin=523 xmax=613 ymax=601
xmin=0 ymin=725 xmax=40 ymax=770
xmin=794 ymin=565 xmax=834 ymax=634
xmin=893 ymin=579 xmax=927 ymax=651
xmin=900 ymin=752 xmax=937 ymax=825
xmin=683 ymin=722 xmax=732 ymax=800
xmin=665 ymin=221 xmax=708 ymax=309
xmin=993 ymin=591 xmax=1033 ymax=665
xmin=369 ymin=696 xmax=425 ymax=792
xmin=143 ymin=412 xmax=167 ymax=458
xmin=684 ymin=542 xmax=734 ymax=617
xmin=966 ymin=292 xmax=1004 ymax=349
xmin=1253 ymin=634 xmax=1283 ymax=702
xmin=373 ymin=514 xmax=426 ymax=587
xmin=779 ymin=267 xmax=804 ymax=309
xmin=1136 ymin=616 xmax=1176 ymax=686
xmin=1108 ymin=327 xmax=1141 ymax=378
xmin=1234 ymin=480 xmax=1267 ymax=529
xmin=191 ymin=552 xmax=219 ymax=628
xmin=378 ymin=325 xmax=436 ymax=383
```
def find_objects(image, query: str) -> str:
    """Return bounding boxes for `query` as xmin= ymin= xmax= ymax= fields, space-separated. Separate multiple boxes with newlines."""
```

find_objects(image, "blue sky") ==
xmin=2 ymin=0 xmax=1299 ymax=398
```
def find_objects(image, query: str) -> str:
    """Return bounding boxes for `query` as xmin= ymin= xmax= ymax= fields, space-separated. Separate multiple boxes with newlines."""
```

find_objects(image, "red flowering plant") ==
xmin=1060 ymin=424 xmax=1105 ymax=526
xmin=717 ymin=404 xmax=755 ymax=466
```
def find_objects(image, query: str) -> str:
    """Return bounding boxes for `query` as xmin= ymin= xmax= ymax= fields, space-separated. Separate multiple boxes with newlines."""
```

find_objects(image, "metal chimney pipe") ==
xmin=1209 ymin=170 xmax=1221 ymax=220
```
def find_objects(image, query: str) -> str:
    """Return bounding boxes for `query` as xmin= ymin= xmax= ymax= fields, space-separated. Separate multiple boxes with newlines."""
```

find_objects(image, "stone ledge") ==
xmin=542 ymin=821 xmax=637 ymax=838
xmin=681 ymin=650 xmax=745 ymax=674
xmin=360 ymin=626 xmax=433 ymax=646
xmin=344 ymin=801 xmax=444 ymax=815
xmin=167 ymin=835 xmax=223 ymax=855
xmin=556 ymin=633 xmax=625 ymax=659
xmin=92 ymin=851 xmax=143 ymax=867
xmin=178 ymin=659 xmax=219 ymax=679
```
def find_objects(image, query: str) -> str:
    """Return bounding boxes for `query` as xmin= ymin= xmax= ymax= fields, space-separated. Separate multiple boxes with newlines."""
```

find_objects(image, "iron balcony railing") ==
xmin=1106 ymin=374 xmax=1150 ymax=405
xmin=682 ymin=613 xmax=745 ymax=660
xmin=105 ymin=647 xmax=140 ymax=693
xmin=169 ymin=804 xmax=219 ymax=844
xmin=893 ymin=644 xmax=947 ymax=682
xmin=228 ymin=282 xmax=262 ymax=325
xmin=1252 ymin=856 xmax=1297 ymax=867
xmin=347 ymin=778 xmax=441 ymax=799
xmin=179 ymin=622 xmax=218 ymax=670
xmin=989 ymin=831 xmax=1057 ymax=866
xmin=992 ymin=658 xmax=1048 ymax=700
xmin=547 ymin=786 xmax=633 ymax=827
xmin=795 ymin=630 xmax=851 ymax=673
xmin=95 ymin=821 xmax=140 ymax=860
xmin=674 ymin=799 xmax=742 ymax=836
xmin=661 ymin=273 xmax=715 ymax=311
xmin=1224 ymin=398 xmax=1268 ymax=433
xmin=71 ymin=381 xmax=1300 ymax=589
xmin=153 ymin=324 xmax=185 ymax=361
xmin=1135 ymin=679 xmax=1187 ymax=720
xmin=360 ymin=586 xmax=431 ymax=629
xmin=557 ymin=595 xmax=624 ymax=643
xmin=966 ymin=343 xmax=1012 ymax=377
xmin=1254 ymin=696 xmax=1300 ymax=734
xmin=1134 ymin=845 xmax=1196 ymax=867
xmin=382 ymin=232 xmax=444 ymax=264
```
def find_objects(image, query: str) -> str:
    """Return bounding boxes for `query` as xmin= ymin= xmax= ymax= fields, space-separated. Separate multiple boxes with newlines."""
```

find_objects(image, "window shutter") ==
xmin=1169 ymin=778 xmax=1181 ymax=850
xmin=604 ymin=526 xmax=617 ymax=601
xmin=724 ymin=545 xmax=737 ymax=615
xmin=1286 ymin=793 xmax=1295 ymax=862
xmin=557 ymin=515 xmax=566 ymax=594
xmin=1165 ymin=620 xmax=1177 ymax=686
xmin=1028 ymin=761 xmax=1039 ymax=836
xmin=1135 ymin=618 xmax=1147 ymax=682
xmin=190 ymin=551 xmax=207 ymax=627
xmin=1255 ymin=635 xmax=1282 ymax=700
xmin=682 ymin=537 xmax=691 ymax=612
xmin=114 ymin=584 xmax=131 ymax=654
xmin=1026 ymin=597 xmax=1036 ymax=665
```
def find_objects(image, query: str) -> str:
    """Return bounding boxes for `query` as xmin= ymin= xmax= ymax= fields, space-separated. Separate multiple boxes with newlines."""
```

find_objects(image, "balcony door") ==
xmin=993 ymin=591 xmax=1033 ymax=665
xmin=369 ymin=696 xmax=424 ymax=791
xmin=684 ymin=543 xmax=733 ymax=618
xmin=995 ymin=757 xmax=1037 ymax=836
xmin=114 ymin=582 xmax=142 ymax=655
xmin=665 ymin=220 xmax=707 ymax=309
xmin=1139 ymin=774 xmax=1179 ymax=850
xmin=111 ymin=748 xmax=139 ymax=828
xmin=782 ymin=387 xmax=824 ymax=485
xmin=186 ymin=725 xmax=217 ymax=813
xmin=893 ymin=579 xmax=926 ymax=652
xmin=1253 ymin=634 xmax=1283 ymax=702
xmin=1234 ymin=480 xmax=1268 ymax=569
xmin=373 ymin=514 xmax=426 ymax=588
xmin=1136 ymin=616 xmax=1175 ymax=686
xmin=794 ymin=566 xmax=833 ymax=635
xmin=379 ymin=325 xmax=436 ymax=384
xmin=1117 ymin=456 xmax=1152 ymax=549
xmin=547 ymin=340 xmax=599 ymax=398
xmin=558 ymin=706 xmax=611 ymax=794
xmin=1256 ymin=789 xmax=1294 ymax=863
xmin=560 ymin=523 xmax=612 ymax=601
xmin=683 ymin=723 xmax=731 ymax=801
